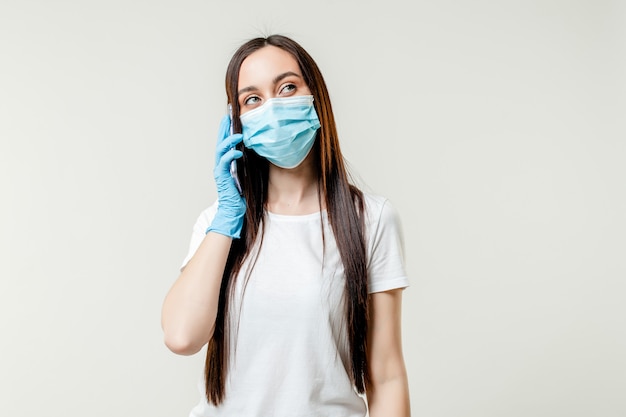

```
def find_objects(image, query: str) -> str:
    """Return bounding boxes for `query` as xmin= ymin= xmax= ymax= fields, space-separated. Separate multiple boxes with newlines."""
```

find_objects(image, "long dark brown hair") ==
xmin=204 ymin=34 xmax=369 ymax=404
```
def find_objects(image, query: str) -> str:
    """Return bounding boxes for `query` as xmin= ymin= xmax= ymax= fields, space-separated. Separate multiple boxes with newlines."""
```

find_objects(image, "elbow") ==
xmin=368 ymin=357 xmax=409 ymax=389
xmin=163 ymin=328 xmax=210 ymax=356
xmin=161 ymin=306 xmax=214 ymax=355
xmin=163 ymin=333 xmax=202 ymax=356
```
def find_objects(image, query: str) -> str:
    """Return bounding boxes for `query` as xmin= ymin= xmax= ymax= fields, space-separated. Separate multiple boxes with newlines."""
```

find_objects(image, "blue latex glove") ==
xmin=205 ymin=114 xmax=245 ymax=238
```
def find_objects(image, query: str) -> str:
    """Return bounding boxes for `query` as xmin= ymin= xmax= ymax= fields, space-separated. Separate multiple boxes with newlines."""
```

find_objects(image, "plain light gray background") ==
xmin=1 ymin=1 xmax=624 ymax=416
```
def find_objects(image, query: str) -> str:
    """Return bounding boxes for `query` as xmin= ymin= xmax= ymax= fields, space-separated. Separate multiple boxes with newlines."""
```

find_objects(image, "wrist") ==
xmin=206 ymin=210 xmax=244 ymax=239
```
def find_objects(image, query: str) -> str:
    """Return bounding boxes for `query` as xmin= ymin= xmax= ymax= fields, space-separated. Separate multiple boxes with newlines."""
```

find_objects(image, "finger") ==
xmin=215 ymin=133 xmax=243 ymax=164
xmin=222 ymin=133 xmax=243 ymax=150
xmin=215 ymin=149 xmax=243 ymax=176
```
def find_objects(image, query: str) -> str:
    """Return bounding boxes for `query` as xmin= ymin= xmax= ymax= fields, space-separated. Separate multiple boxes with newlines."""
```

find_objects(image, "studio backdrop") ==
xmin=1 ymin=1 xmax=624 ymax=416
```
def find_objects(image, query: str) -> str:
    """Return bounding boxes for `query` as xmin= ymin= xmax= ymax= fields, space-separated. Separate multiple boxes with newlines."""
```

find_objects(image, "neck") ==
xmin=266 ymin=155 xmax=323 ymax=215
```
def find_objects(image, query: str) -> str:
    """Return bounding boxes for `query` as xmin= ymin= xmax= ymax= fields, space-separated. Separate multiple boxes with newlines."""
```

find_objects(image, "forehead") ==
xmin=238 ymin=45 xmax=302 ymax=89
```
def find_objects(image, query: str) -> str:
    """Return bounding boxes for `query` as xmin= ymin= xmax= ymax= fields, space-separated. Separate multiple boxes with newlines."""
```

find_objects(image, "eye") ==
xmin=243 ymin=95 xmax=261 ymax=106
xmin=279 ymin=83 xmax=297 ymax=96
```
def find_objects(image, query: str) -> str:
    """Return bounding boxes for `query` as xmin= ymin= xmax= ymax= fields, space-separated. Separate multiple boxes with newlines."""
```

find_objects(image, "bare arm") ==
xmin=366 ymin=288 xmax=411 ymax=416
xmin=161 ymin=232 xmax=232 ymax=355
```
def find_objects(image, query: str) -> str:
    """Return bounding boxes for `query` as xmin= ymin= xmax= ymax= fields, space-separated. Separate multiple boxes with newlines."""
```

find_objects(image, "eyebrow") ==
xmin=237 ymin=71 xmax=302 ymax=97
xmin=273 ymin=71 xmax=301 ymax=85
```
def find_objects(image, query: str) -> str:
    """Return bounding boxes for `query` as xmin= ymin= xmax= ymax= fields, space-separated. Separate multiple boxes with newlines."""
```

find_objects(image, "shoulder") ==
xmin=191 ymin=200 xmax=219 ymax=232
xmin=180 ymin=200 xmax=219 ymax=270
xmin=361 ymin=192 xmax=402 ymax=232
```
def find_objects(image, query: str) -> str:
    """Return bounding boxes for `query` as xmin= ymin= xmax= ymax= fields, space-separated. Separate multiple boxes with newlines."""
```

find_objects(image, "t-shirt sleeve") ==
xmin=366 ymin=197 xmax=409 ymax=294
xmin=180 ymin=201 xmax=219 ymax=270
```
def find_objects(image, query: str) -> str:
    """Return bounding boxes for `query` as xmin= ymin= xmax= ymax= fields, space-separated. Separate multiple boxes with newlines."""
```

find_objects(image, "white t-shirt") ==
xmin=181 ymin=193 xmax=409 ymax=417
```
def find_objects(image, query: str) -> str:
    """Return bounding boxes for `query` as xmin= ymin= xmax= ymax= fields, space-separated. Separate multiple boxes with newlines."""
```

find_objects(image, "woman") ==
xmin=162 ymin=34 xmax=410 ymax=416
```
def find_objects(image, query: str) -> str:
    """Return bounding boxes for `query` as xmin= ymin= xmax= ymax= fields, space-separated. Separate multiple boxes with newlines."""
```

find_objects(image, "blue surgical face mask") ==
xmin=240 ymin=95 xmax=321 ymax=169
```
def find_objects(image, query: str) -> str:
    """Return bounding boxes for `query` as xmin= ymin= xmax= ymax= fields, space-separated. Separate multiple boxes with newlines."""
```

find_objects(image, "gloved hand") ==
xmin=205 ymin=114 xmax=246 ymax=238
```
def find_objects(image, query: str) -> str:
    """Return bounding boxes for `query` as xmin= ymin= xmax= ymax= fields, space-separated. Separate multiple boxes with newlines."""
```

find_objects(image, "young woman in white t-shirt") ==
xmin=162 ymin=34 xmax=410 ymax=417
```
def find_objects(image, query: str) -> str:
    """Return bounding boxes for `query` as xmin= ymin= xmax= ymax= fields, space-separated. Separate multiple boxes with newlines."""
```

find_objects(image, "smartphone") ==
xmin=228 ymin=104 xmax=243 ymax=195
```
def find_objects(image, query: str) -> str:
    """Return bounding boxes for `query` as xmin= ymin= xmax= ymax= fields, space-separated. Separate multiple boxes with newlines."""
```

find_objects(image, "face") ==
xmin=237 ymin=45 xmax=312 ymax=115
